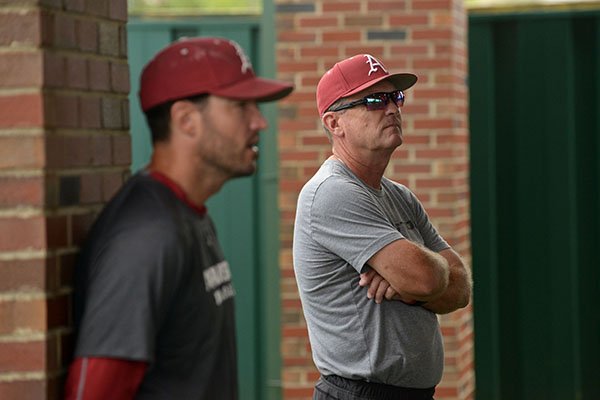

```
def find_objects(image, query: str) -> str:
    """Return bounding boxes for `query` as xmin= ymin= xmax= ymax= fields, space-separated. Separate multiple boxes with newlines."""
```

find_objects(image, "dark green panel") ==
xmin=513 ymin=18 xmax=552 ymax=397
xmin=573 ymin=16 xmax=600 ymax=399
xmin=491 ymin=20 xmax=523 ymax=400
xmin=468 ymin=21 xmax=501 ymax=400
xmin=470 ymin=9 xmax=600 ymax=400
xmin=543 ymin=22 xmax=581 ymax=400
xmin=513 ymin=18 xmax=578 ymax=399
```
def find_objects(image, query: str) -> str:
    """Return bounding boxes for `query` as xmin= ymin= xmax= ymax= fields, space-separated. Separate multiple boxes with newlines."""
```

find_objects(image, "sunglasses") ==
xmin=328 ymin=90 xmax=405 ymax=112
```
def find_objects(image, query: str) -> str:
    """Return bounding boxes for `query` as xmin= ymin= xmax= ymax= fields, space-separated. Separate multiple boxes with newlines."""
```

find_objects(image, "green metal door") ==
xmin=469 ymin=9 xmax=600 ymax=400
xmin=127 ymin=18 xmax=281 ymax=400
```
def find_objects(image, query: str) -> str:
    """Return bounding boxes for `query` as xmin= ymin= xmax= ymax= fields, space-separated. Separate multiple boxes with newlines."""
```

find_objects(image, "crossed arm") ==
xmin=361 ymin=239 xmax=472 ymax=314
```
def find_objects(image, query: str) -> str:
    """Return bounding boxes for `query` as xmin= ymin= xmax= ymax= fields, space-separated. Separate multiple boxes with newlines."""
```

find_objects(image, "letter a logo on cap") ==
xmin=228 ymin=39 xmax=252 ymax=74
xmin=364 ymin=54 xmax=388 ymax=76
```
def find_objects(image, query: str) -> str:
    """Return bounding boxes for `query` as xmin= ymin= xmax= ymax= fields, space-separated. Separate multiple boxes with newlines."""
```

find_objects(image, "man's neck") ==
xmin=331 ymin=150 xmax=391 ymax=190
xmin=148 ymin=150 xmax=226 ymax=207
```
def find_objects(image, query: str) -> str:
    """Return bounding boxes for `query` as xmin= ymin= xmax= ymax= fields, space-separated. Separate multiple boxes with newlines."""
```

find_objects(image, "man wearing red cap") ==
xmin=64 ymin=37 xmax=293 ymax=400
xmin=293 ymin=54 xmax=471 ymax=399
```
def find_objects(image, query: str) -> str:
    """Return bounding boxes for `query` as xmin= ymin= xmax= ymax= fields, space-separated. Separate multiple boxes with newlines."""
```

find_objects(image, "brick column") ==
xmin=275 ymin=1 xmax=474 ymax=399
xmin=0 ymin=1 xmax=129 ymax=398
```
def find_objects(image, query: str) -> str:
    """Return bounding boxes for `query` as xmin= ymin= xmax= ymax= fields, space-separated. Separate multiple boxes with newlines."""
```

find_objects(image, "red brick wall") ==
xmin=0 ymin=1 xmax=129 ymax=398
xmin=274 ymin=1 xmax=474 ymax=399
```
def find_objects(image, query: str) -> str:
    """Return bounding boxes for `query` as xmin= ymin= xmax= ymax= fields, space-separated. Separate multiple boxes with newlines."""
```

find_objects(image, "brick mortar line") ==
xmin=0 ymin=129 xmax=44 ymax=136
xmin=0 ymin=47 xmax=40 ymax=54
xmin=45 ymin=129 xmax=131 ymax=136
xmin=0 ymin=170 xmax=43 ymax=178
xmin=43 ymin=48 xmax=129 ymax=62
xmin=0 ymin=330 xmax=46 ymax=342
xmin=0 ymin=208 xmax=43 ymax=217
xmin=0 ymin=371 xmax=46 ymax=382
xmin=0 ymin=205 xmax=104 ymax=217
xmin=0 ymin=6 xmax=39 ymax=12
xmin=43 ymin=88 xmax=129 ymax=98
xmin=0 ymin=291 xmax=72 ymax=306
xmin=0 ymin=247 xmax=82 ymax=258
xmin=40 ymin=207 xmax=104 ymax=217
xmin=0 ymin=4 xmax=118 ymax=15
xmin=0 ymin=250 xmax=46 ymax=260
xmin=0 ymin=292 xmax=46 ymax=301
xmin=45 ymin=165 xmax=130 ymax=173
xmin=0 ymin=88 xmax=41 ymax=96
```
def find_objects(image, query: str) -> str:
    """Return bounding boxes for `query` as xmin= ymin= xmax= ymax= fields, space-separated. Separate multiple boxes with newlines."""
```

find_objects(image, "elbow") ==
xmin=431 ymin=268 xmax=450 ymax=297
xmin=447 ymin=283 xmax=472 ymax=312
xmin=458 ymin=287 xmax=472 ymax=309
xmin=454 ymin=273 xmax=473 ymax=309
xmin=453 ymin=295 xmax=470 ymax=311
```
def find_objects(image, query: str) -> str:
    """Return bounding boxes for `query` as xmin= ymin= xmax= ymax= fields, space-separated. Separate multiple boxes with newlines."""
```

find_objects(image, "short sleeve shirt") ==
xmin=73 ymin=171 xmax=237 ymax=400
xmin=293 ymin=159 xmax=449 ymax=388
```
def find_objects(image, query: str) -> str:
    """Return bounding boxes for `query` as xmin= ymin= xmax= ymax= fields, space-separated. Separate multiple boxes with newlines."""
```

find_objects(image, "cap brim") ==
xmin=344 ymin=72 xmax=418 ymax=99
xmin=212 ymin=77 xmax=294 ymax=102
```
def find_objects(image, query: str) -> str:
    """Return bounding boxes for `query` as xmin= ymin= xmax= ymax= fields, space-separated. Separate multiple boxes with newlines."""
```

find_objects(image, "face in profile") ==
xmin=195 ymin=96 xmax=268 ymax=178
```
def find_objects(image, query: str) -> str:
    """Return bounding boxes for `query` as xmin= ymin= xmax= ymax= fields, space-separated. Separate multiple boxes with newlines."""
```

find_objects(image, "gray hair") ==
xmin=321 ymin=97 xmax=349 ymax=142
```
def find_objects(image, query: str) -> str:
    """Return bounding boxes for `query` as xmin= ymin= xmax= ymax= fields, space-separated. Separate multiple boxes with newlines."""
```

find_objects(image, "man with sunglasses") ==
xmin=64 ymin=37 xmax=293 ymax=399
xmin=293 ymin=54 xmax=472 ymax=399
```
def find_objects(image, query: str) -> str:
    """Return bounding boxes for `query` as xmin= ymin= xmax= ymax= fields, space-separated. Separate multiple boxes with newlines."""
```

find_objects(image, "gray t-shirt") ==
xmin=293 ymin=159 xmax=449 ymax=388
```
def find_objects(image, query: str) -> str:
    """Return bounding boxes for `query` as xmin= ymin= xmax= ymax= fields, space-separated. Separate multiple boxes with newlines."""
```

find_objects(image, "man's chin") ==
xmin=230 ymin=164 xmax=257 ymax=179
xmin=389 ymin=133 xmax=403 ymax=147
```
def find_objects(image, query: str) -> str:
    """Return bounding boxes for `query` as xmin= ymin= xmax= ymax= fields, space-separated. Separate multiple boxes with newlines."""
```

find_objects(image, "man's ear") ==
xmin=170 ymin=100 xmax=200 ymax=138
xmin=322 ymin=112 xmax=343 ymax=138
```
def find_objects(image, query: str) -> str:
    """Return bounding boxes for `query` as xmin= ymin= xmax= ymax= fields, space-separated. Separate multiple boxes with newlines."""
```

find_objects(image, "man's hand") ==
xmin=359 ymin=268 xmax=419 ymax=305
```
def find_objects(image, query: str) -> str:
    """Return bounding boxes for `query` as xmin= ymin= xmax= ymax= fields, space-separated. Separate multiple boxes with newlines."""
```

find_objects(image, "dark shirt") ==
xmin=73 ymin=171 xmax=238 ymax=400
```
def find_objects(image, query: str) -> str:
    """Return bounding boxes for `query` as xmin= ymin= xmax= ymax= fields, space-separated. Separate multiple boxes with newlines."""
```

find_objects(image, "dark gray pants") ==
xmin=313 ymin=375 xmax=435 ymax=400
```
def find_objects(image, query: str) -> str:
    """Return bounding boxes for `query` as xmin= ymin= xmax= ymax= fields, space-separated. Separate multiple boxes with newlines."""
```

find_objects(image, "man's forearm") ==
xmin=396 ymin=243 xmax=450 ymax=302
xmin=368 ymin=239 xmax=450 ymax=302
xmin=362 ymin=247 xmax=471 ymax=312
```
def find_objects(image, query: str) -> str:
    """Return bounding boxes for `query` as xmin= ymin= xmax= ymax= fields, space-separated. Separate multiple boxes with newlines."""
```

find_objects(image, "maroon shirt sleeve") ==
xmin=64 ymin=357 xmax=148 ymax=400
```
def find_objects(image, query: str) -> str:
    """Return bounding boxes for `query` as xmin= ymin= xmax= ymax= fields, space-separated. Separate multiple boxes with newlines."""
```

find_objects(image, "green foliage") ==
xmin=128 ymin=0 xmax=261 ymax=15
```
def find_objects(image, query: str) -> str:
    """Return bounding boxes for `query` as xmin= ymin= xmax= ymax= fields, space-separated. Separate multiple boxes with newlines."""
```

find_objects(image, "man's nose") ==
xmin=249 ymin=103 xmax=268 ymax=130
xmin=385 ymin=99 xmax=400 ymax=115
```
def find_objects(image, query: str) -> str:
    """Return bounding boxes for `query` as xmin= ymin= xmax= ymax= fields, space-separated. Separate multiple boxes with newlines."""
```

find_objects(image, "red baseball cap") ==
xmin=139 ymin=37 xmax=294 ymax=112
xmin=316 ymin=54 xmax=417 ymax=116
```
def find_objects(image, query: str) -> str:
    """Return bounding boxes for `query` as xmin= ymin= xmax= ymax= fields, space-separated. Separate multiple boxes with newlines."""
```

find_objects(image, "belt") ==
xmin=322 ymin=374 xmax=435 ymax=400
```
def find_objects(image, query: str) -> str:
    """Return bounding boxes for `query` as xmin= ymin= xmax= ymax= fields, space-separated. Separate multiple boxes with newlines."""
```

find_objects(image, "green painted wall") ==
xmin=469 ymin=9 xmax=600 ymax=400
xmin=127 ymin=16 xmax=281 ymax=400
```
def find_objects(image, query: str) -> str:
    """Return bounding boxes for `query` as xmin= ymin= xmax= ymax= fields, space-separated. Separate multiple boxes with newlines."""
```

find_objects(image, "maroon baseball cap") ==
xmin=316 ymin=54 xmax=417 ymax=116
xmin=139 ymin=37 xmax=294 ymax=112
